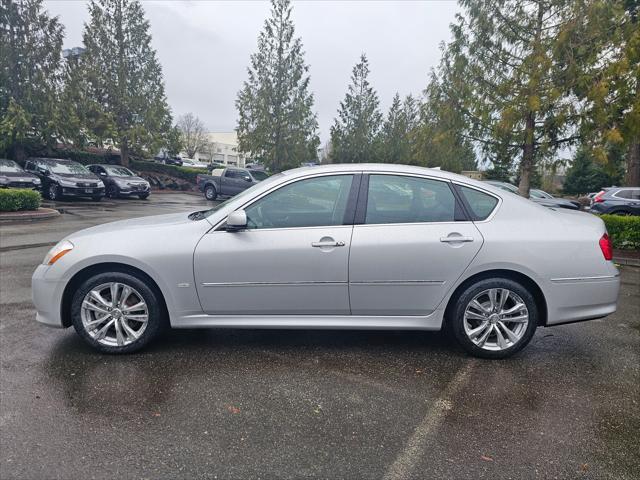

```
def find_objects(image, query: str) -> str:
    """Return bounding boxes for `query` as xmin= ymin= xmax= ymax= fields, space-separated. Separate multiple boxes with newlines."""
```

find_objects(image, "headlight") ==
xmin=43 ymin=240 xmax=74 ymax=265
xmin=32 ymin=178 xmax=41 ymax=185
xmin=0 ymin=177 xmax=8 ymax=185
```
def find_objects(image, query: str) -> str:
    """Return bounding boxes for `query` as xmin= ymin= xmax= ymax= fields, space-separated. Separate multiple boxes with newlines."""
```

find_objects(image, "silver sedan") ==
xmin=32 ymin=164 xmax=620 ymax=358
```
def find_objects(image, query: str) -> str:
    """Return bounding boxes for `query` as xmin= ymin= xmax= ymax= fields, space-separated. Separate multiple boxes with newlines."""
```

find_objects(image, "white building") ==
xmin=193 ymin=132 xmax=252 ymax=167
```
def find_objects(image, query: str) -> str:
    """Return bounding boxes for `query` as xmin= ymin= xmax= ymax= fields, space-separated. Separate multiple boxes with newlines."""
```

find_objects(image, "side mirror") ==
xmin=243 ymin=175 xmax=252 ymax=182
xmin=226 ymin=210 xmax=247 ymax=231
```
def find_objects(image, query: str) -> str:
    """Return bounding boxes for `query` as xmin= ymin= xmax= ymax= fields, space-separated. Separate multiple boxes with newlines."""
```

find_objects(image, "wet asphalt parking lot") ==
xmin=1 ymin=193 xmax=639 ymax=479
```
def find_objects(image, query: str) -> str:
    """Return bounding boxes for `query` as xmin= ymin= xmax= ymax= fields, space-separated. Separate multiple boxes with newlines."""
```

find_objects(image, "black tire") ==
xmin=71 ymin=271 xmax=166 ymax=354
xmin=610 ymin=210 xmax=631 ymax=216
xmin=448 ymin=277 xmax=538 ymax=359
xmin=138 ymin=193 xmax=150 ymax=200
xmin=204 ymin=184 xmax=217 ymax=201
xmin=47 ymin=183 xmax=60 ymax=201
xmin=106 ymin=184 xmax=120 ymax=199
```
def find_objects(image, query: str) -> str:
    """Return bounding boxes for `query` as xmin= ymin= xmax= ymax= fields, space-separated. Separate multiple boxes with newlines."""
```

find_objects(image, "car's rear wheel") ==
xmin=71 ymin=272 xmax=165 ymax=353
xmin=449 ymin=278 xmax=538 ymax=359
xmin=204 ymin=185 xmax=217 ymax=201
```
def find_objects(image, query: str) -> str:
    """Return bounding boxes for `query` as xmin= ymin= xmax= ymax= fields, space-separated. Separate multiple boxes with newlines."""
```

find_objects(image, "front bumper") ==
xmin=32 ymin=264 xmax=66 ymax=328
xmin=117 ymin=186 xmax=150 ymax=196
xmin=60 ymin=186 xmax=105 ymax=197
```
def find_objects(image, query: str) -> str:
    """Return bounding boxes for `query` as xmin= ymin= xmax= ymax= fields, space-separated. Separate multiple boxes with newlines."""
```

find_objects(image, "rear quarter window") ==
xmin=458 ymin=186 xmax=499 ymax=221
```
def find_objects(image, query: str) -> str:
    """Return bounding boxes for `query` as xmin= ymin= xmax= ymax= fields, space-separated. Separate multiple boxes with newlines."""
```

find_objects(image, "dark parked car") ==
xmin=88 ymin=164 xmax=151 ymax=199
xmin=24 ymin=158 xmax=105 ymax=201
xmin=0 ymin=159 xmax=41 ymax=190
xmin=154 ymin=155 xmax=183 ymax=166
xmin=590 ymin=187 xmax=640 ymax=216
xmin=196 ymin=167 xmax=269 ymax=200
xmin=483 ymin=181 xmax=580 ymax=210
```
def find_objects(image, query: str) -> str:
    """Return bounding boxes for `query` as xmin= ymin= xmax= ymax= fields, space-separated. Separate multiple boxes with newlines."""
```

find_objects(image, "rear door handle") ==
xmin=312 ymin=240 xmax=345 ymax=248
xmin=440 ymin=236 xmax=474 ymax=243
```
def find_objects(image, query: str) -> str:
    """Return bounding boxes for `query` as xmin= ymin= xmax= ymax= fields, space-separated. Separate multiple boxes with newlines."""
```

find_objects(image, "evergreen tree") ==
xmin=562 ymin=0 xmax=639 ymax=186
xmin=82 ymin=0 xmax=172 ymax=166
xmin=412 ymin=71 xmax=477 ymax=173
xmin=0 ymin=0 xmax=64 ymax=161
xmin=378 ymin=93 xmax=419 ymax=164
xmin=236 ymin=0 xmax=319 ymax=172
xmin=330 ymin=54 xmax=382 ymax=164
xmin=445 ymin=0 xmax=581 ymax=195
xmin=563 ymin=148 xmax=619 ymax=195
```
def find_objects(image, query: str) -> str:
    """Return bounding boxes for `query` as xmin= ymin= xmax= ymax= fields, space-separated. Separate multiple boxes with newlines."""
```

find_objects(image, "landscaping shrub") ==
xmin=130 ymin=160 xmax=201 ymax=184
xmin=601 ymin=214 xmax=640 ymax=250
xmin=0 ymin=189 xmax=41 ymax=212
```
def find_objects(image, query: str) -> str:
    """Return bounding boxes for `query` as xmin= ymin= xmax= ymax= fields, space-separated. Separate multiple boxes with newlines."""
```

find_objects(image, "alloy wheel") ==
xmin=462 ymin=288 xmax=529 ymax=351
xmin=48 ymin=184 xmax=58 ymax=200
xmin=80 ymin=282 xmax=149 ymax=347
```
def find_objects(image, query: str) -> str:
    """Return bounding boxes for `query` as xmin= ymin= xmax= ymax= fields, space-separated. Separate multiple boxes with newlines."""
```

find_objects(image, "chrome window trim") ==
xmin=211 ymin=171 xmax=360 ymax=232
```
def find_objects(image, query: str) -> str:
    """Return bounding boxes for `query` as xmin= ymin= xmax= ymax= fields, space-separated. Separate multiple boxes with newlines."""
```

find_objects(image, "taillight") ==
xmin=593 ymin=190 xmax=605 ymax=203
xmin=599 ymin=233 xmax=613 ymax=261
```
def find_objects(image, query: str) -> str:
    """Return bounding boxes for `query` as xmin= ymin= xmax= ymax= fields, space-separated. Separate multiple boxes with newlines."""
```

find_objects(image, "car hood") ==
xmin=54 ymin=173 xmax=102 ymax=183
xmin=111 ymin=175 xmax=148 ymax=183
xmin=67 ymin=212 xmax=200 ymax=241
xmin=0 ymin=172 xmax=39 ymax=181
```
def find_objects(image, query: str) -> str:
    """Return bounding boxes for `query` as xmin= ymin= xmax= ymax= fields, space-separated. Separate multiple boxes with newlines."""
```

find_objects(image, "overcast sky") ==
xmin=44 ymin=0 xmax=459 ymax=144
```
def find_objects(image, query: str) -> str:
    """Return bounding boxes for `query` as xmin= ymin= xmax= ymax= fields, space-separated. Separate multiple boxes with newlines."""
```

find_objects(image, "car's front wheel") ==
xmin=449 ymin=278 xmax=538 ymax=359
xmin=47 ymin=183 xmax=60 ymax=201
xmin=71 ymin=272 xmax=166 ymax=353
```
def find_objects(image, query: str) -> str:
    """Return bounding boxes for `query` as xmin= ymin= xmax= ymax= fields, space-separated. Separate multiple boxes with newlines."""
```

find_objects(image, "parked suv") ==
xmin=0 ymin=159 xmax=41 ymax=190
xmin=24 ymin=158 xmax=105 ymax=201
xmin=88 ymin=164 xmax=151 ymax=199
xmin=590 ymin=187 xmax=640 ymax=216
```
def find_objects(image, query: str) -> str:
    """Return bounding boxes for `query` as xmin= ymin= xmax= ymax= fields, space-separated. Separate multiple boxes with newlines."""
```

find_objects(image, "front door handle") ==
xmin=440 ymin=236 xmax=474 ymax=243
xmin=312 ymin=240 xmax=345 ymax=248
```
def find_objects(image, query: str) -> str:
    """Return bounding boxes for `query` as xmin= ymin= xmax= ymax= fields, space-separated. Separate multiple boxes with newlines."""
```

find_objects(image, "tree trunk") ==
xmin=625 ymin=139 xmax=640 ymax=186
xmin=14 ymin=144 xmax=26 ymax=164
xmin=120 ymin=137 xmax=129 ymax=167
xmin=518 ymin=113 xmax=535 ymax=196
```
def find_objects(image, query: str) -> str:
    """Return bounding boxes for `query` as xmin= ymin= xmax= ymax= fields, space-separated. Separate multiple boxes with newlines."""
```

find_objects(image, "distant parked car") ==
xmin=0 ymin=159 xmax=41 ymax=190
xmin=87 ymin=164 xmax=151 ymax=200
xmin=24 ymin=158 xmax=105 ymax=201
xmin=245 ymin=163 xmax=265 ymax=171
xmin=180 ymin=158 xmax=209 ymax=169
xmin=483 ymin=181 xmax=580 ymax=210
xmin=154 ymin=155 xmax=183 ymax=166
xmin=196 ymin=167 xmax=269 ymax=201
xmin=590 ymin=187 xmax=640 ymax=216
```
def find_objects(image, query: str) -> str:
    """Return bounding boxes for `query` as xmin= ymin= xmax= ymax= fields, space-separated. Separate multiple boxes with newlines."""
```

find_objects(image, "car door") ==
xmin=348 ymin=174 xmax=484 ymax=316
xmin=222 ymin=169 xmax=251 ymax=196
xmin=194 ymin=173 xmax=358 ymax=315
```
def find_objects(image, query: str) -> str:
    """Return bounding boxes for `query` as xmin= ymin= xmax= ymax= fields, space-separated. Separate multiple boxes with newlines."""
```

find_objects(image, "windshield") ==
xmin=48 ymin=161 xmax=90 ymax=175
xmin=0 ymin=160 xmax=22 ymax=173
xmin=250 ymin=170 xmax=269 ymax=181
xmin=104 ymin=166 xmax=134 ymax=176
xmin=203 ymin=173 xmax=284 ymax=218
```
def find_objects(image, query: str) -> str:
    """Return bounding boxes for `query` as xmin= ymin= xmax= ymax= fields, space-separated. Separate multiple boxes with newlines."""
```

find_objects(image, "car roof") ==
xmin=28 ymin=157 xmax=76 ymax=164
xmin=0 ymin=159 xmax=18 ymax=165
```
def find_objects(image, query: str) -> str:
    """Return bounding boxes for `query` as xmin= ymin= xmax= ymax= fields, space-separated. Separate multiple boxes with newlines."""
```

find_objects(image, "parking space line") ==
xmin=382 ymin=360 xmax=477 ymax=480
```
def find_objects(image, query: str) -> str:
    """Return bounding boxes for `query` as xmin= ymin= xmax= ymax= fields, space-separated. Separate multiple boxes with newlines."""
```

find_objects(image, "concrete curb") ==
xmin=0 ymin=207 xmax=60 ymax=223
xmin=614 ymin=257 xmax=640 ymax=267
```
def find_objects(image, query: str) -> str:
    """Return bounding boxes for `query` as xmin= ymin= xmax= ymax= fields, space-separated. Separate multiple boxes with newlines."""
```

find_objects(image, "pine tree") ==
xmin=379 ymin=93 xmax=417 ymax=164
xmin=236 ymin=0 xmax=319 ymax=172
xmin=330 ymin=54 xmax=383 ymax=164
xmin=81 ymin=0 xmax=172 ymax=166
xmin=562 ymin=0 xmax=639 ymax=186
xmin=412 ymin=71 xmax=477 ymax=173
xmin=0 ymin=0 xmax=64 ymax=161
xmin=563 ymin=148 xmax=619 ymax=195
xmin=445 ymin=0 xmax=581 ymax=195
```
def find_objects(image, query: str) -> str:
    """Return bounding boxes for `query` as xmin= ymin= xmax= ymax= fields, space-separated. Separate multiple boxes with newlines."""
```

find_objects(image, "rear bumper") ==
xmin=32 ymin=265 xmax=66 ymax=328
xmin=545 ymin=274 xmax=620 ymax=325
